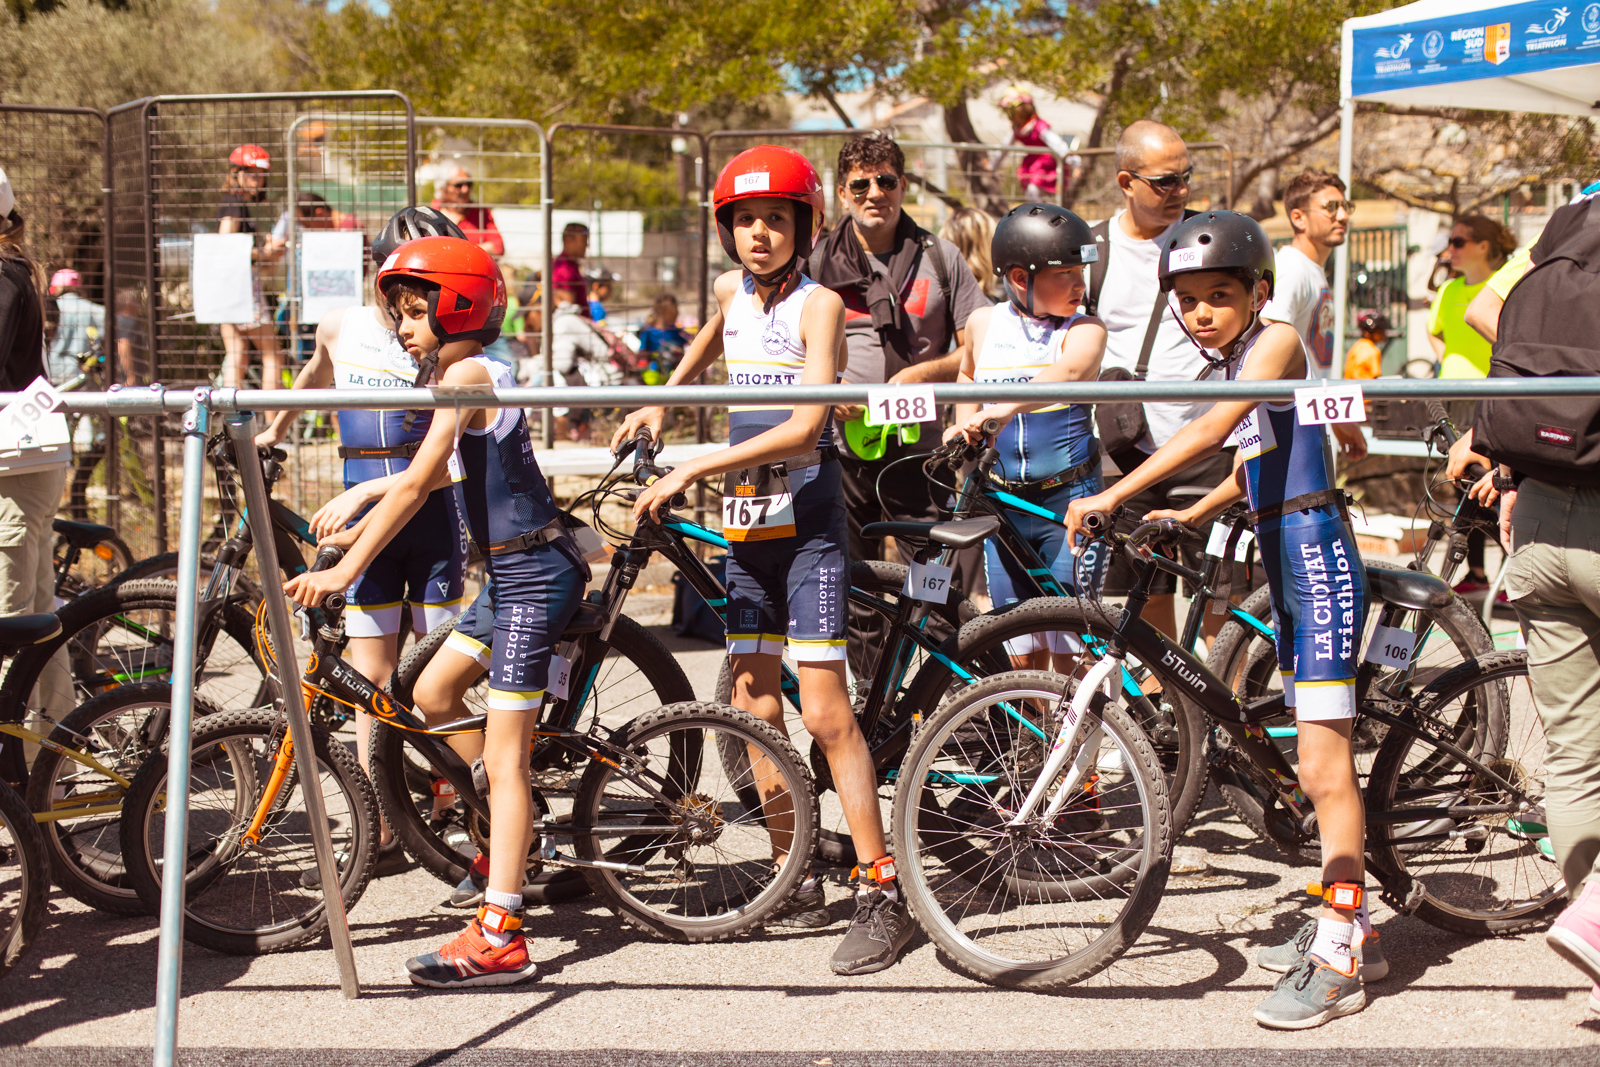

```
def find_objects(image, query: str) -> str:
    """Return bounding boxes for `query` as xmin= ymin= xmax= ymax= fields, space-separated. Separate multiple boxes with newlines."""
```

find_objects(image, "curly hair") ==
xmin=1283 ymin=169 xmax=1347 ymax=222
xmin=939 ymin=207 xmax=1000 ymax=300
xmin=836 ymin=134 xmax=904 ymax=182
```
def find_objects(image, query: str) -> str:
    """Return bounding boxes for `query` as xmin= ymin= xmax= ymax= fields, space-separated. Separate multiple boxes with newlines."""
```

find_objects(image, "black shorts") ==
xmin=1103 ymin=448 xmax=1237 ymax=597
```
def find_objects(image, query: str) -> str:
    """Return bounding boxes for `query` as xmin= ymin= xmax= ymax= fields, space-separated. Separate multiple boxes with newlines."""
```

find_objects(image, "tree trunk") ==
xmin=942 ymin=97 xmax=1010 ymax=216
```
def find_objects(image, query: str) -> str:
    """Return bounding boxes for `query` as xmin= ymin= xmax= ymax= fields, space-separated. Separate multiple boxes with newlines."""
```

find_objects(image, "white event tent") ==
xmin=1334 ymin=0 xmax=1600 ymax=352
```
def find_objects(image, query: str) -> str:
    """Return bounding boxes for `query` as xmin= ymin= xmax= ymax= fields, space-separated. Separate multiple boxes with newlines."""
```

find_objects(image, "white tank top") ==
xmin=331 ymin=306 xmax=426 ymax=484
xmin=721 ymin=274 xmax=832 ymax=446
xmin=975 ymin=303 xmax=1096 ymax=481
xmin=972 ymin=302 xmax=1076 ymax=412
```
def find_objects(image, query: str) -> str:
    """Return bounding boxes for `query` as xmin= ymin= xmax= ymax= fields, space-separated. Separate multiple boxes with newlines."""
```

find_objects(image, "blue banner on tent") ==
xmin=1352 ymin=1 xmax=1600 ymax=96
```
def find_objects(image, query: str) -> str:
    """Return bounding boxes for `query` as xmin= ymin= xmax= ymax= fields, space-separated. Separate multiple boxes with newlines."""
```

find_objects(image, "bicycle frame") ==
xmin=0 ymin=720 xmax=133 ymax=824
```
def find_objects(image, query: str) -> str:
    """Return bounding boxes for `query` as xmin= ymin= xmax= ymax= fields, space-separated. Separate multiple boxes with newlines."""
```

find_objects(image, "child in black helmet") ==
xmin=1066 ymin=211 xmax=1376 ymax=1030
xmin=949 ymin=203 xmax=1109 ymax=670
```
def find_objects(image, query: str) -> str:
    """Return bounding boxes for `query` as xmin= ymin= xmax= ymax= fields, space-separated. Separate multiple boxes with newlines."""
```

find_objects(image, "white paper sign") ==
xmin=1365 ymin=624 xmax=1415 ymax=670
xmin=300 ymin=231 xmax=366 ymax=324
xmin=547 ymin=652 xmax=572 ymax=701
xmin=0 ymin=376 xmax=63 ymax=442
xmin=191 ymin=233 xmax=256 ymax=324
xmin=1295 ymin=382 xmax=1367 ymax=426
xmin=902 ymin=560 xmax=954 ymax=603
xmin=1204 ymin=521 xmax=1256 ymax=561
xmin=865 ymin=385 xmax=936 ymax=426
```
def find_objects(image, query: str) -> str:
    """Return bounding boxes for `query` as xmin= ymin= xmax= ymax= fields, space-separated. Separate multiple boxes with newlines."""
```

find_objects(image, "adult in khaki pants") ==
xmin=0 ymin=169 xmax=73 ymax=725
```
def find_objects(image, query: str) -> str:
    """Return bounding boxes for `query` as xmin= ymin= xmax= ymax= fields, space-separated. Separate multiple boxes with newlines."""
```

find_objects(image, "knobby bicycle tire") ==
xmin=1206 ymin=570 xmax=1501 ymax=863
xmin=25 ymin=683 xmax=223 ymax=916
xmin=109 ymin=552 xmax=263 ymax=605
xmin=1366 ymin=651 xmax=1564 ymax=937
xmin=892 ymin=670 xmax=1171 ymax=991
xmin=574 ymin=701 xmax=818 ymax=942
xmin=0 ymin=778 xmax=49 ymax=981
xmin=377 ymin=613 xmax=695 ymax=890
xmin=120 ymin=708 xmax=378 ymax=955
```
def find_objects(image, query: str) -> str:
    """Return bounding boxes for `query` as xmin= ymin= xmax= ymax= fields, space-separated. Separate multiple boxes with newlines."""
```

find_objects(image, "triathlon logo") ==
xmin=1528 ymin=7 xmax=1570 ymax=34
xmin=1375 ymin=32 xmax=1413 ymax=59
xmin=1585 ymin=4 xmax=1600 ymax=34
xmin=1422 ymin=30 xmax=1444 ymax=58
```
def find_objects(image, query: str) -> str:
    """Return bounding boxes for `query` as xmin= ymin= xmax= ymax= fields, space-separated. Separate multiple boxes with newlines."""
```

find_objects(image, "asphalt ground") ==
xmin=5 ymin=596 xmax=1599 ymax=1065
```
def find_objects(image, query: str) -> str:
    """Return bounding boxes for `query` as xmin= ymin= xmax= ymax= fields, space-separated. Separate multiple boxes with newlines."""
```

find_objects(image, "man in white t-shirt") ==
xmin=1261 ymin=169 xmax=1366 ymax=460
xmin=1089 ymin=120 xmax=1236 ymax=638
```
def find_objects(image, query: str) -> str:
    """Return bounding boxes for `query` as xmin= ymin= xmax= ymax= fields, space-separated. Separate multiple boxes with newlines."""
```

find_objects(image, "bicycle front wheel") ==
xmin=1366 ymin=651 xmax=1564 ymax=937
xmin=0 ymin=778 xmax=49 ymax=981
xmin=574 ymin=701 xmax=818 ymax=942
xmin=892 ymin=670 xmax=1171 ymax=990
xmin=120 ymin=708 xmax=378 ymax=955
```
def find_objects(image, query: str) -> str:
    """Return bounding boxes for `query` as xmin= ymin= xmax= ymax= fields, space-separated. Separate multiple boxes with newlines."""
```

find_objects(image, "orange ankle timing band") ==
xmin=478 ymin=902 xmax=522 ymax=935
xmin=1307 ymin=881 xmax=1363 ymax=909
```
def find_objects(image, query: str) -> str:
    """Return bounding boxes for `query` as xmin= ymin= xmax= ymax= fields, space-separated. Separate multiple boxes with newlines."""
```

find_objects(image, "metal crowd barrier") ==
xmin=27 ymin=372 xmax=1598 ymax=1066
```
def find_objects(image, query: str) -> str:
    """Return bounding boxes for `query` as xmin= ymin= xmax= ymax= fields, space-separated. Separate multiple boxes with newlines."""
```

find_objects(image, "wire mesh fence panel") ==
xmin=107 ymin=92 xmax=414 ymax=555
xmin=0 ymin=105 xmax=116 ymax=527
xmin=545 ymin=124 xmax=709 ymax=448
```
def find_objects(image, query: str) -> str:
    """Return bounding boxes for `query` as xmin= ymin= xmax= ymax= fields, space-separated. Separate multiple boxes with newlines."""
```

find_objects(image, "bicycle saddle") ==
xmin=861 ymin=516 xmax=1000 ymax=551
xmin=1366 ymin=565 xmax=1452 ymax=612
xmin=1165 ymin=485 xmax=1213 ymax=504
xmin=52 ymin=519 xmax=116 ymax=549
xmin=562 ymin=600 xmax=608 ymax=636
xmin=0 ymin=613 xmax=62 ymax=650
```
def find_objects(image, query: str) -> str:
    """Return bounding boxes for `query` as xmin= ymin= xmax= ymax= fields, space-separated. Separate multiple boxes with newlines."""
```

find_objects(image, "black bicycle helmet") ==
xmin=1157 ymin=210 xmax=1275 ymax=298
xmin=991 ymin=203 xmax=1097 ymax=316
xmin=1356 ymin=308 xmax=1391 ymax=334
xmin=372 ymin=205 xmax=467 ymax=264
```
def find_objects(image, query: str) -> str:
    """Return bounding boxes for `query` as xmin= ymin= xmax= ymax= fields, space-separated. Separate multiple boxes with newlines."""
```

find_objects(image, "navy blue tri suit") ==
xmin=973 ymin=303 xmax=1107 ymax=655
xmin=1226 ymin=328 xmax=1367 ymax=720
xmin=719 ymin=274 xmax=848 ymax=662
xmin=333 ymin=306 xmax=469 ymax=639
xmin=444 ymin=356 xmax=585 ymax=710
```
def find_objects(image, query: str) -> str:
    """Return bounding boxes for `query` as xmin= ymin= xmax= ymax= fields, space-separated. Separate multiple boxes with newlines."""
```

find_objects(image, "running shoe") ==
xmin=830 ymin=888 xmax=914 ymax=975
xmin=765 ymin=880 xmax=831 ymax=929
xmin=1452 ymin=577 xmax=1491 ymax=596
xmin=406 ymin=919 xmax=538 ymax=988
xmin=1548 ymin=882 xmax=1600 ymax=986
xmin=447 ymin=852 xmax=491 ymax=908
xmin=1253 ymin=955 xmax=1365 ymax=1030
xmin=1256 ymin=918 xmax=1387 ymax=982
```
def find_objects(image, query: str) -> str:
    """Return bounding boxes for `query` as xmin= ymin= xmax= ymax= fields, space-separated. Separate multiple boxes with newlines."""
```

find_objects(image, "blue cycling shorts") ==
xmin=345 ymin=488 xmax=469 ymax=639
xmin=984 ymin=475 xmax=1108 ymax=656
xmin=724 ymin=458 xmax=848 ymax=663
xmin=445 ymin=539 xmax=585 ymax=712
xmin=1258 ymin=507 xmax=1369 ymax=721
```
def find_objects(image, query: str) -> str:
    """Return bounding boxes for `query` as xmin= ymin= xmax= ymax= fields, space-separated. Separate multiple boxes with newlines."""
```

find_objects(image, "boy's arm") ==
xmin=634 ymin=286 xmax=845 ymax=521
xmin=1149 ymin=453 xmax=1247 ymax=527
xmin=257 ymin=310 xmax=340 ymax=447
xmin=1065 ymin=323 xmax=1303 ymax=543
xmin=948 ymin=306 xmax=989 ymax=439
xmin=969 ymin=316 xmax=1105 ymax=434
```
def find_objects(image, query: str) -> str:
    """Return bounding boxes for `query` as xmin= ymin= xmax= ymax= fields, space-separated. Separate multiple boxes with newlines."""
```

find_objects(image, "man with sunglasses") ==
xmin=807 ymin=134 xmax=990 ymax=676
xmin=1262 ymin=170 xmax=1366 ymax=460
xmin=431 ymin=166 xmax=504 ymax=257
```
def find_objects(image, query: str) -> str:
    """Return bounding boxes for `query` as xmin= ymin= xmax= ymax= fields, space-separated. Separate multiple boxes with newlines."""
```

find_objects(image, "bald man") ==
xmin=1089 ymin=120 xmax=1239 ymax=639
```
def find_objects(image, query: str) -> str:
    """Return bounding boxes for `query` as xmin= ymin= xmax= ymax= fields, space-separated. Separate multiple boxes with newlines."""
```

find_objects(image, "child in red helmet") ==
xmin=218 ymin=144 xmax=283 ymax=391
xmin=286 ymin=236 xmax=589 ymax=989
xmin=615 ymin=145 xmax=914 ymax=975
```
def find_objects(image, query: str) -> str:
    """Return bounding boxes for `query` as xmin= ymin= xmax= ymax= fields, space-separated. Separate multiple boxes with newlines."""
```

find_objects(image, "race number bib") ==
xmin=1364 ymin=624 xmax=1415 ymax=670
xmin=1295 ymin=382 xmax=1367 ymax=426
xmin=1204 ymin=520 xmax=1256 ymax=561
xmin=546 ymin=650 xmax=573 ymax=701
xmin=721 ymin=465 xmax=797 ymax=542
xmin=1227 ymin=407 xmax=1276 ymax=461
xmin=865 ymin=385 xmax=936 ymax=427
xmin=902 ymin=560 xmax=954 ymax=603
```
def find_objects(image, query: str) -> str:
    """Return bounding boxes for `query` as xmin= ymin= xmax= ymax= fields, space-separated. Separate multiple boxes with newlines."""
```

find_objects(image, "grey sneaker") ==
xmin=1257 ymin=918 xmax=1387 ymax=982
xmin=765 ymin=880 xmax=831 ymax=929
xmin=447 ymin=853 xmax=490 ymax=908
xmin=830 ymin=889 xmax=914 ymax=975
xmin=1254 ymin=955 xmax=1366 ymax=1030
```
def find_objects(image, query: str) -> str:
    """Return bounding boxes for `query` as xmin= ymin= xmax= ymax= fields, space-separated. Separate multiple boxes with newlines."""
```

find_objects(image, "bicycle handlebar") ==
xmin=310 ymin=545 xmax=346 ymax=613
xmin=616 ymin=426 xmax=687 ymax=512
xmin=925 ymin=418 xmax=1004 ymax=473
xmin=1081 ymin=509 xmax=1187 ymax=549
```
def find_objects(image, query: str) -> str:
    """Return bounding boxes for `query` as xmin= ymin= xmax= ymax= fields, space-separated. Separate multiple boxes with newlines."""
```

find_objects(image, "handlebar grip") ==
xmin=310 ymin=545 xmax=345 ymax=573
xmin=980 ymin=417 xmax=1002 ymax=437
xmin=323 ymin=592 xmax=346 ymax=613
xmin=1463 ymin=462 xmax=1489 ymax=482
xmin=1082 ymin=511 xmax=1113 ymax=536
xmin=1425 ymin=400 xmax=1449 ymax=423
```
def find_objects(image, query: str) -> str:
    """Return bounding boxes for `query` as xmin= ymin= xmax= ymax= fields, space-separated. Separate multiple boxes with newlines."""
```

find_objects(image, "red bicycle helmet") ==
xmin=376 ymin=236 xmax=506 ymax=345
xmin=229 ymin=144 xmax=271 ymax=171
xmin=712 ymin=146 xmax=826 ymax=271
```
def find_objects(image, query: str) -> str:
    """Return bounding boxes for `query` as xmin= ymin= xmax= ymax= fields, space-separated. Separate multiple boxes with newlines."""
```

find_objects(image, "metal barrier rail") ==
xmin=42 ymin=370 xmax=1588 ymax=1062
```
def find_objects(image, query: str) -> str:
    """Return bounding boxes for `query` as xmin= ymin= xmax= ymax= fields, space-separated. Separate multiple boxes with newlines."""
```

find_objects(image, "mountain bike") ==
xmin=0 ymin=775 xmax=48 ymax=981
xmin=928 ymin=511 xmax=1559 ymax=937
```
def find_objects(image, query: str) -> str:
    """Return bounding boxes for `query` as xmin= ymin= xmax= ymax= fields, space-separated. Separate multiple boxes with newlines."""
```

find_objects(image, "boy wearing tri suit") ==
xmin=1066 ymin=212 xmax=1378 ymax=1029
xmin=949 ymin=203 xmax=1108 ymax=669
xmin=288 ymin=236 xmax=587 ymax=989
xmin=257 ymin=207 xmax=469 ymax=876
xmin=619 ymin=146 xmax=912 ymax=975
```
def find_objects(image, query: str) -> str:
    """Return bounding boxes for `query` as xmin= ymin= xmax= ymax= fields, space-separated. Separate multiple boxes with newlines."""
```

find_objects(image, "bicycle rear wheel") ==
xmin=574 ymin=701 xmax=818 ymax=942
xmin=120 ymin=708 xmax=378 ymax=955
xmin=892 ymin=670 xmax=1171 ymax=991
xmin=0 ymin=778 xmax=49 ymax=981
xmin=25 ymin=683 xmax=222 ymax=915
xmin=1366 ymin=651 xmax=1564 ymax=937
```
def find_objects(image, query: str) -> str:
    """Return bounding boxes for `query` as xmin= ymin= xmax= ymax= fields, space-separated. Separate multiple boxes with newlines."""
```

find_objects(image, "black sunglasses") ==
xmin=1447 ymin=236 xmax=1474 ymax=249
xmin=1125 ymin=167 xmax=1194 ymax=194
xmin=846 ymin=174 xmax=901 ymax=196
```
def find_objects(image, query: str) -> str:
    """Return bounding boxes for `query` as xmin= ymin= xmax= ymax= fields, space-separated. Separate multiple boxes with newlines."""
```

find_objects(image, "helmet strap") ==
xmin=748 ymin=254 xmax=802 ymax=313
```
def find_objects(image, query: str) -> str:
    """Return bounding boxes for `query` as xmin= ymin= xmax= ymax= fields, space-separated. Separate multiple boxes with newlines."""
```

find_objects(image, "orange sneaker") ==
xmin=406 ymin=906 xmax=538 ymax=989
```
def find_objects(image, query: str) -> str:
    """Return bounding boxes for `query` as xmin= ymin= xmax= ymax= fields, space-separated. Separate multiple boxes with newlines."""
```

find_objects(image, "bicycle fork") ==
xmin=1006 ymin=654 xmax=1116 ymax=828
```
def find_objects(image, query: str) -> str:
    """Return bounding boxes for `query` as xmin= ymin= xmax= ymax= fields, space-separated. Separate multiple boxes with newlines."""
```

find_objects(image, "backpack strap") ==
xmin=1084 ymin=219 xmax=1111 ymax=316
xmin=921 ymin=231 xmax=957 ymax=349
